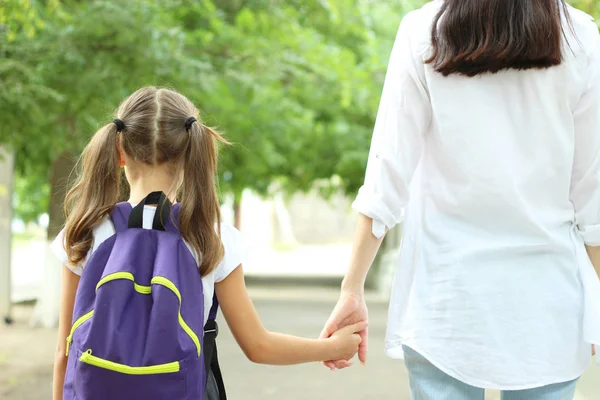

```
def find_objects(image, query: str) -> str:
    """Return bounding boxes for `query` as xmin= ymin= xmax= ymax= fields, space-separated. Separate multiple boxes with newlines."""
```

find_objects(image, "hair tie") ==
xmin=185 ymin=117 xmax=197 ymax=131
xmin=113 ymin=118 xmax=125 ymax=132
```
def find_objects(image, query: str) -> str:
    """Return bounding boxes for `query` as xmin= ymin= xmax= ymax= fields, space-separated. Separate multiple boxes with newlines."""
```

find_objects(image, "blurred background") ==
xmin=1 ymin=1 xmax=600 ymax=399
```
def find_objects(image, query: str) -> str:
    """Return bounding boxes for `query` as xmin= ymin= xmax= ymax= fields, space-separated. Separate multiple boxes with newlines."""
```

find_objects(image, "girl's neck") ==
xmin=126 ymin=167 xmax=178 ymax=205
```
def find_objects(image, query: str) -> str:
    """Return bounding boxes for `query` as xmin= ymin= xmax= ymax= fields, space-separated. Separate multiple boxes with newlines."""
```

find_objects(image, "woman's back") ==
xmin=408 ymin=3 xmax=600 ymax=256
xmin=352 ymin=0 xmax=600 ymax=389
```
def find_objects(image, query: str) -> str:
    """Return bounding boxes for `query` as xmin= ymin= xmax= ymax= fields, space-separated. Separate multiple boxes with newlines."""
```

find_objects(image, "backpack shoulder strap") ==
xmin=204 ymin=294 xmax=226 ymax=399
xmin=111 ymin=195 xmax=180 ymax=234
xmin=111 ymin=202 xmax=133 ymax=233
xmin=209 ymin=294 xmax=220 ymax=321
xmin=166 ymin=203 xmax=181 ymax=233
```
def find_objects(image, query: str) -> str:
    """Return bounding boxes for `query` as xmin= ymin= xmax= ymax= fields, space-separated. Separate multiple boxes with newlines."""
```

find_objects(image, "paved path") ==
xmin=1 ymin=285 xmax=599 ymax=399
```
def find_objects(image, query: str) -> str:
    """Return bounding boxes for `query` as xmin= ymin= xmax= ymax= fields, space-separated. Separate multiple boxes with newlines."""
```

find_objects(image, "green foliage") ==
xmin=0 ymin=0 xmax=59 ymax=41
xmin=9 ymin=0 xmax=600 ymax=223
xmin=181 ymin=0 xmax=419 ymax=197
xmin=2 ymin=0 xmax=188 ymax=221
xmin=571 ymin=0 xmax=600 ymax=23
xmin=1 ymin=0 xmax=422 ymax=221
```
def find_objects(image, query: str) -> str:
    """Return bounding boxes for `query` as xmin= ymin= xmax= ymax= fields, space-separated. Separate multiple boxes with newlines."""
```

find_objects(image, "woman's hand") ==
xmin=319 ymin=213 xmax=382 ymax=370
xmin=319 ymin=291 xmax=369 ymax=370
xmin=327 ymin=321 xmax=367 ymax=361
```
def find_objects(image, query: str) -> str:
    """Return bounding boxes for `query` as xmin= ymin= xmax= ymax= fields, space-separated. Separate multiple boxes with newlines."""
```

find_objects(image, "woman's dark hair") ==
xmin=426 ymin=0 xmax=571 ymax=77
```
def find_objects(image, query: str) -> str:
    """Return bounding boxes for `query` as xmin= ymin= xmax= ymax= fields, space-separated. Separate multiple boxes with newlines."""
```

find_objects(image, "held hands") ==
xmin=327 ymin=321 xmax=367 ymax=362
xmin=320 ymin=292 xmax=369 ymax=370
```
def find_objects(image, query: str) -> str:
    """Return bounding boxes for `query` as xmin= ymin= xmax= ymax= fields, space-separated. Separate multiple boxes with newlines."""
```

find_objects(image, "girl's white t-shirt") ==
xmin=51 ymin=205 xmax=243 ymax=325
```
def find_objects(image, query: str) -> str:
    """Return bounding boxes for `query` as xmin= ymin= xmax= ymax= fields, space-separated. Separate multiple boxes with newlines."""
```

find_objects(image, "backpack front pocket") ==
xmin=79 ymin=350 xmax=180 ymax=374
xmin=66 ymin=310 xmax=94 ymax=356
xmin=74 ymin=349 xmax=191 ymax=400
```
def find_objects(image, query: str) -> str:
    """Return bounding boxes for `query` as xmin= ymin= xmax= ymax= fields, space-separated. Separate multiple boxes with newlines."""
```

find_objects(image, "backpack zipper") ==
xmin=151 ymin=276 xmax=201 ymax=357
xmin=66 ymin=310 xmax=94 ymax=356
xmin=96 ymin=273 xmax=200 ymax=356
xmin=79 ymin=350 xmax=180 ymax=375
xmin=67 ymin=276 xmax=201 ymax=359
xmin=96 ymin=272 xmax=152 ymax=295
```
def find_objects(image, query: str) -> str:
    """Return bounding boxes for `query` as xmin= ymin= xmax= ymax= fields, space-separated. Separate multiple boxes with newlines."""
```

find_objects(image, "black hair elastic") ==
xmin=185 ymin=117 xmax=197 ymax=131
xmin=113 ymin=118 xmax=125 ymax=132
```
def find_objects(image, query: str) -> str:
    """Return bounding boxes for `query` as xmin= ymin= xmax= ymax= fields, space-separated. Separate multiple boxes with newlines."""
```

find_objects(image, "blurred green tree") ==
xmin=1 ymin=0 xmax=187 ymax=233
xmin=1 ymin=0 xmax=417 ymax=230
xmin=4 ymin=0 xmax=600 ymax=229
xmin=571 ymin=0 xmax=600 ymax=21
xmin=175 ymin=0 xmax=416 ymax=224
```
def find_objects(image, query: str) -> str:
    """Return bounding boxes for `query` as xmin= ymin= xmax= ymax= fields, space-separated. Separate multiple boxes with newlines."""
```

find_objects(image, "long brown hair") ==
xmin=426 ymin=0 xmax=571 ymax=77
xmin=64 ymin=87 xmax=227 ymax=276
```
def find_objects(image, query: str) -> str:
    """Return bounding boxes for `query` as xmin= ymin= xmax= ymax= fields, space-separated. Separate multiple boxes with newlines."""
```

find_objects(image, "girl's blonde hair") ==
xmin=64 ymin=87 xmax=227 ymax=276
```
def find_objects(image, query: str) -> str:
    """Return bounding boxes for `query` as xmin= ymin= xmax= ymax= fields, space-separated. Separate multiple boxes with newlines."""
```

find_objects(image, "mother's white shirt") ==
xmin=353 ymin=1 xmax=600 ymax=390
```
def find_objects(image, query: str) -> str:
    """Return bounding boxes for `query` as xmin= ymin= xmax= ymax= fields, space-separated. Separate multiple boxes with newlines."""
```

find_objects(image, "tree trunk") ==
xmin=0 ymin=149 xmax=14 ymax=324
xmin=272 ymin=192 xmax=297 ymax=246
xmin=30 ymin=152 xmax=76 ymax=328
xmin=233 ymin=192 xmax=242 ymax=230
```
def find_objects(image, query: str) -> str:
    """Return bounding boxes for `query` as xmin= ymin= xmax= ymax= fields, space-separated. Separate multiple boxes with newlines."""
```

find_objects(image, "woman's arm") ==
xmin=53 ymin=266 xmax=80 ymax=400
xmin=572 ymin=27 xmax=600 ymax=255
xmin=571 ymin=22 xmax=600 ymax=359
xmin=588 ymin=245 xmax=600 ymax=356
xmin=587 ymin=245 xmax=600 ymax=281
xmin=215 ymin=266 xmax=365 ymax=365
xmin=320 ymin=16 xmax=431 ymax=370
xmin=317 ymin=214 xmax=383 ymax=370
xmin=341 ymin=213 xmax=386 ymax=294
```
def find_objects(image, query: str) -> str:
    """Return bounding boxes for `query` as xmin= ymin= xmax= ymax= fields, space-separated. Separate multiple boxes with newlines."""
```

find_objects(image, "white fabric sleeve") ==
xmin=571 ymin=27 xmax=600 ymax=246
xmin=214 ymin=223 xmax=244 ymax=283
xmin=50 ymin=229 xmax=84 ymax=276
xmin=351 ymin=14 xmax=431 ymax=238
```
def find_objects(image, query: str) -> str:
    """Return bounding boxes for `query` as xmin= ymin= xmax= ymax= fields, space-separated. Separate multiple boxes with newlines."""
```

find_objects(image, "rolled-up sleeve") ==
xmin=352 ymin=14 xmax=431 ymax=238
xmin=572 ymin=30 xmax=600 ymax=246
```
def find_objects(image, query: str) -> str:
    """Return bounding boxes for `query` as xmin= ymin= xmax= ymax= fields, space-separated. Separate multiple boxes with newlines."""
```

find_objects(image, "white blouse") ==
xmin=353 ymin=1 xmax=600 ymax=390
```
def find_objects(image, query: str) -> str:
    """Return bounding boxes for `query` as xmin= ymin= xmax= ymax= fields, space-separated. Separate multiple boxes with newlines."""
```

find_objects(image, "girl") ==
xmin=321 ymin=0 xmax=600 ymax=399
xmin=52 ymin=87 xmax=364 ymax=400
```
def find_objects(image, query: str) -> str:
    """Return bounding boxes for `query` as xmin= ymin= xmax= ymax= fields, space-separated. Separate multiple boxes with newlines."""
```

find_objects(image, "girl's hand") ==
xmin=320 ymin=292 xmax=369 ymax=370
xmin=327 ymin=321 xmax=367 ymax=362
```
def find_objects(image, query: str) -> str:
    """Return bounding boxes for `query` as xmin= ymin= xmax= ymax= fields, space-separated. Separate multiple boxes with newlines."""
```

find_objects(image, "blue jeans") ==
xmin=403 ymin=346 xmax=579 ymax=400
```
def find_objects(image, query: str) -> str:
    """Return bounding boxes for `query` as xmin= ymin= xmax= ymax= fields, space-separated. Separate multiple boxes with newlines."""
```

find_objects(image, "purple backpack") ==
xmin=63 ymin=192 xmax=226 ymax=400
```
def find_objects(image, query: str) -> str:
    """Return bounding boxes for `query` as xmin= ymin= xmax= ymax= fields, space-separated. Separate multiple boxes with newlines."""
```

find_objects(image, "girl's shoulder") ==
xmin=213 ymin=222 xmax=244 ymax=283
xmin=218 ymin=222 xmax=242 ymax=248
xmin=52 ymin=217 xmax=244 ymax=279
xmin=51 ymin=216 xmax=115 ymax=275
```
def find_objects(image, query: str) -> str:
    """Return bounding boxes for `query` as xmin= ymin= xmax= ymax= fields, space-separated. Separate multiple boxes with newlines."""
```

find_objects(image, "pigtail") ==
xmin=179 ymin=121 xmax=228 ymax=276
xmin=64 ymin=122 xmax=121 ymax=266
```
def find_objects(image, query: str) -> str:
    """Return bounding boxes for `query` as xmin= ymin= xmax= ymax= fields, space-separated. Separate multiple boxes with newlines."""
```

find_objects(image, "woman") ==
xmin=320 ymin=0 xmax=600 ymax=398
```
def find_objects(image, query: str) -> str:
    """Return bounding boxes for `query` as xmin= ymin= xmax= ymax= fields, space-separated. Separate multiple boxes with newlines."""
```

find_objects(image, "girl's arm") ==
xmin=53 ymin=266 xmax=80 ymax=400
xmin=215 ymin=266 xmax=365 ymax=365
